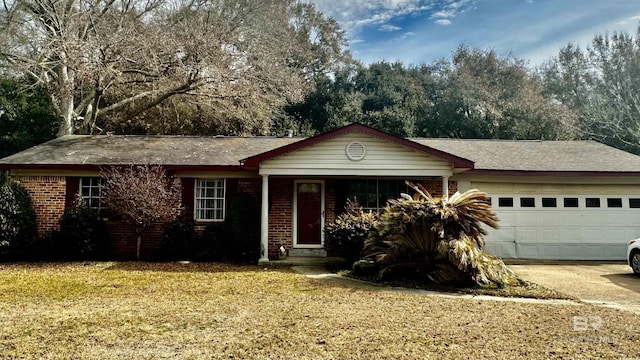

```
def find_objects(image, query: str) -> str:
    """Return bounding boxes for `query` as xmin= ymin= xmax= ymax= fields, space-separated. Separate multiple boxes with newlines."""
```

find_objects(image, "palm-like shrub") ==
xmin=325 ymin=199 xmax=378 ymax=262
xmin=364 ymin=182 xmax=515 ymax=287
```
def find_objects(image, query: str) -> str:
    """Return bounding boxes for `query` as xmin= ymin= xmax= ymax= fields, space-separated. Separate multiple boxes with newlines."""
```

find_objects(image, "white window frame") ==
xmin=194 ymin=179 xmax=226 ymax=221
xmin=79 ymin=177 xmax=107 ymax=214
xmin=345 ymin=179 xmax=415 ymax=212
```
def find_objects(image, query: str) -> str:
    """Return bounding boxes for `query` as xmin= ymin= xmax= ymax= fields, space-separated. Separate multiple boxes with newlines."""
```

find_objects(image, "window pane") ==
xmin=520 ymin=198 xmax=535 ymax=208
xmin=630 ymin=198 xmax=640 ymax=208
xmin=542 ymin=198 xmax=557 ymax=208
xmin=498 ymin=197 xmax=513 ymax=207
xmin=586 ymin=198 xmax=600 ymax=208
xmin=194 ymin=178 xmax=225 ymax=220
xmin=80 ymin=177 xmax=106 ymax=213
xmin=607 ymin=198 xmax=622 ymax=208
xmin=564 ymin=198 xmax=579 ymax=208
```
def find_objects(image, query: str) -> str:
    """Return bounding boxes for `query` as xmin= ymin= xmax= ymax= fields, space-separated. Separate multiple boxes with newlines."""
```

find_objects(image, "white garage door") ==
xmin=484 ymin=194 xmax=640 ymax=260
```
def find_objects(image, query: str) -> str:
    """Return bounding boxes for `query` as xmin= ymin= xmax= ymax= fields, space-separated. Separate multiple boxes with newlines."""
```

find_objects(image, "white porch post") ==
xmin=260 ymin=175 xmax=269 ymax=262
xmin=442 ymin=176 xmax=449 ymax=198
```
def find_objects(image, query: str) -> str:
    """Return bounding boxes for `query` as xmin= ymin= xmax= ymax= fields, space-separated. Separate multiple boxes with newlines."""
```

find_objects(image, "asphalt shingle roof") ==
xmin=0 ymin=135 xmax=302 ymax=167
xmin=2 ymin=134 xmax=640 ymax=173
xmin=412 ymin=138 xmax=640 ymax=172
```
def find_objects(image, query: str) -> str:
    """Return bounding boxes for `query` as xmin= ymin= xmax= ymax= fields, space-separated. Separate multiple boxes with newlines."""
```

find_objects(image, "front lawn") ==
xmin=0 ymin=262 xmax=637 ymax=359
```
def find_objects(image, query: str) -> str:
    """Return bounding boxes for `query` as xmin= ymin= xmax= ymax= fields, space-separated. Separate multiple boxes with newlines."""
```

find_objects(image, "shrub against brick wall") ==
xmin=0 ymin=174 xmax=37 ymax=259
xmin=325 ymin=199 xmax=378 ymax=263
xmin=48 ymin=199 xmax=109 ymax=260
xmin=11 ymin=175 xmax=65 ymax=236
xmin=103 ymin=165 xmax=181 ymax=259
xmin=192 ymin=192 xmax=260 ymax=263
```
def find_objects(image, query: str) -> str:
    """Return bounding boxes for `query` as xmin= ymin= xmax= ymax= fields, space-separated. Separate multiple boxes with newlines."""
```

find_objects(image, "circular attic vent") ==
xmin=346 ymin=141 xmax=366 ymax=161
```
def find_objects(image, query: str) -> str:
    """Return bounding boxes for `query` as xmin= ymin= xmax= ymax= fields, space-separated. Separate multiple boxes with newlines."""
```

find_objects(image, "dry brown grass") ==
xmin=0 ymin=262 xmax=638 ymax=359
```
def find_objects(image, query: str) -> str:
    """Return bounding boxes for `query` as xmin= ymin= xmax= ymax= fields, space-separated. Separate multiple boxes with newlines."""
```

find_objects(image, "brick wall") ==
xmin=12 ymin=174 xmax=457 ymax=260
xmin=422 ymin=179 xmax=457 ymax=198
xmin=238 ymin=178 xmax=260 ymax=198
xmin=325 ymin=179 xmax=335 ymax=224
xmin=12 ymin=175 xmax=66 ymax=237
xmin=108 ymin=220 xmax=166 ymax=260
xmin=267 ymin=178 xmax=293 ymax=258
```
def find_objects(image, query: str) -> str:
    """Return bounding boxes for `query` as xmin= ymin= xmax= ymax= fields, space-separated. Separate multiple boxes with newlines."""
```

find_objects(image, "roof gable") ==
xmin=241 ymin=123 xmax=475 ymax=169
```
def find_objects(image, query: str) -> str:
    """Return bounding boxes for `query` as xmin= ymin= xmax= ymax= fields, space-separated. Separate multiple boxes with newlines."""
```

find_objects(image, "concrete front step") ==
xmin=288 ymin=248 xmax=328 ymax=257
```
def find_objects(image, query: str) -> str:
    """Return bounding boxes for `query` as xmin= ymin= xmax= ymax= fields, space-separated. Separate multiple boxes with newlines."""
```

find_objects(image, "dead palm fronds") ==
xmin=363 ymin=181 xmax=516 ymax=287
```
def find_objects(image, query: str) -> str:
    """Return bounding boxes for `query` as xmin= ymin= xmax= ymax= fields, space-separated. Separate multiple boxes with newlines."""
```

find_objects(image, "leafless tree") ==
xmin=542 ymin=27 xmax=640 ymax=153
xmin=102 ymin=164 xmax=181 ymax=259
xmin=0 ymin=0 xmax=350 ymax=135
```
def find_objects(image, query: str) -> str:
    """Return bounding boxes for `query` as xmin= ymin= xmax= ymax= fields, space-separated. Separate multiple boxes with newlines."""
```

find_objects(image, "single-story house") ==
xmin=2 ymin=123 xmax=640 ymax=261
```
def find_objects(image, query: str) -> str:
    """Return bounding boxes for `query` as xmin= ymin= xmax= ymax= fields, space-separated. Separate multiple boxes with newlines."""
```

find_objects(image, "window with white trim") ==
xmin=345 ymin=179 xmax=414 ymax=211
xmin=80 ymin=177 xmax=107 ymax=214
xmin=194 ymin=179 xmax=225 ymax=221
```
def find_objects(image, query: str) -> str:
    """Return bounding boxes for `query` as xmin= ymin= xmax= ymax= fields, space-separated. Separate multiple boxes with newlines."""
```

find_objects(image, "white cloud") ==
xmin=307 ymin=0 xmax=477 ymax=37
xmin=431 ymin=10 xmax=456 ymax=18
xmin=630 ymin=15 xmax=640 ymax=20
xmin=380 ymin=24 xmax=402 ymax=31
xmin=307 ymin=1 xmax=434 ymax=34
xmin=435 ymin=19 xmax=452 ymax=25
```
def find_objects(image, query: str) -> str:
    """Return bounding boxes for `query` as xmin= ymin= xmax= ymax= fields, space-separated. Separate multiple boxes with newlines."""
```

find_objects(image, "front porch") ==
xmin=239 ymin=124 xmax=473 ymax=262
xmin=259 ymin=176 xmax=457 ymax=262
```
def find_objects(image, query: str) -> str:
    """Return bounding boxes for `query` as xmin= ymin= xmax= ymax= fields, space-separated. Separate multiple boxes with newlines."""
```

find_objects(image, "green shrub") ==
xmin=160 ymin=214 xmax=195 ymax=261
xmin=225 ymin=192 xmax=261 ymax=263
xmin=193 ymin=192 xmax=260 ymax=263
xmin=193 ymin=222 xmax=233 ymax=261
xmin=55 ymin=201 xmax=109 ymax=260
xmin=0 ymin=175 xmax=37 ymax=259
xmin=325 ymin=199 xmax=378 ymax=262
xmin=351 ymin=259 xmax=379 ymax=277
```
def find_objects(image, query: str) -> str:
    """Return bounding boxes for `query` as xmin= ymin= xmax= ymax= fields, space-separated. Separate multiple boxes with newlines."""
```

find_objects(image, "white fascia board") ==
xmin=259 ymin=167 xmax=453 ymax=177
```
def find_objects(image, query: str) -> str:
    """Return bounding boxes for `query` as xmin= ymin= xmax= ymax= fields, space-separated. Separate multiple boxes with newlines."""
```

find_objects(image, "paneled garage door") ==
xmin=484 ymin=194 xmax=640 ymax=260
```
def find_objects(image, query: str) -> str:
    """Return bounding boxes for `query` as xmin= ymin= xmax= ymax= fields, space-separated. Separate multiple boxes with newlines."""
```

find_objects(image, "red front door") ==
xmin=296 ymin=182 xmax=322 ymax=245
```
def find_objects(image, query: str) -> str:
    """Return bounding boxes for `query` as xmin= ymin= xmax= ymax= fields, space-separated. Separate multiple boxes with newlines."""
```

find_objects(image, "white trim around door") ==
xmin=292 ymin=180 xmax=325 ymax=248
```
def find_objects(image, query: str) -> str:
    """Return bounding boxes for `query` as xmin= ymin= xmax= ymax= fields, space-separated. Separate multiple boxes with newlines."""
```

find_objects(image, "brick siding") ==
xmin=238 ymin=178 xmax=260 ymax=198
xmin=267 ymin=178 xmax=293 ymax=259
xmin=15 ymin=174 xmax=457 ymax=260
xmin=12 ymin=175 xmax=66 ymax=237
xmin=423 ymin=178 xmax=457 ymax=198
xmin=108 ymin=220 xmax=166 ymax=260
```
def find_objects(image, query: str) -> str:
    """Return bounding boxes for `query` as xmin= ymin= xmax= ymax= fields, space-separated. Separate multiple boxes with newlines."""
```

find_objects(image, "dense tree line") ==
xmin=1 ymin=0 xmax=639 ymax=154
xmin=288 ymin=47 xmax=577 ymax=140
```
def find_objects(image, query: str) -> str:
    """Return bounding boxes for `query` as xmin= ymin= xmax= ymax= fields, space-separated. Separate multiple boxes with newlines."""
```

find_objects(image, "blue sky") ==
xmin=308 ymin=0 xmax=640 ymax=67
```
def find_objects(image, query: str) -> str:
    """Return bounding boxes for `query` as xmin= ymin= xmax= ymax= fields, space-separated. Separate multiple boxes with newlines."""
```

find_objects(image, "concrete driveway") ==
xmin=509 ymin=262 xmax=640 ymax=314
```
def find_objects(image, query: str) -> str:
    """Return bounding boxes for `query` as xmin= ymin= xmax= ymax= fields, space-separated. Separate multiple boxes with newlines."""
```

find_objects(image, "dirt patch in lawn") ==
xmin=0 ymin=262 xmax=638 ymax=359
